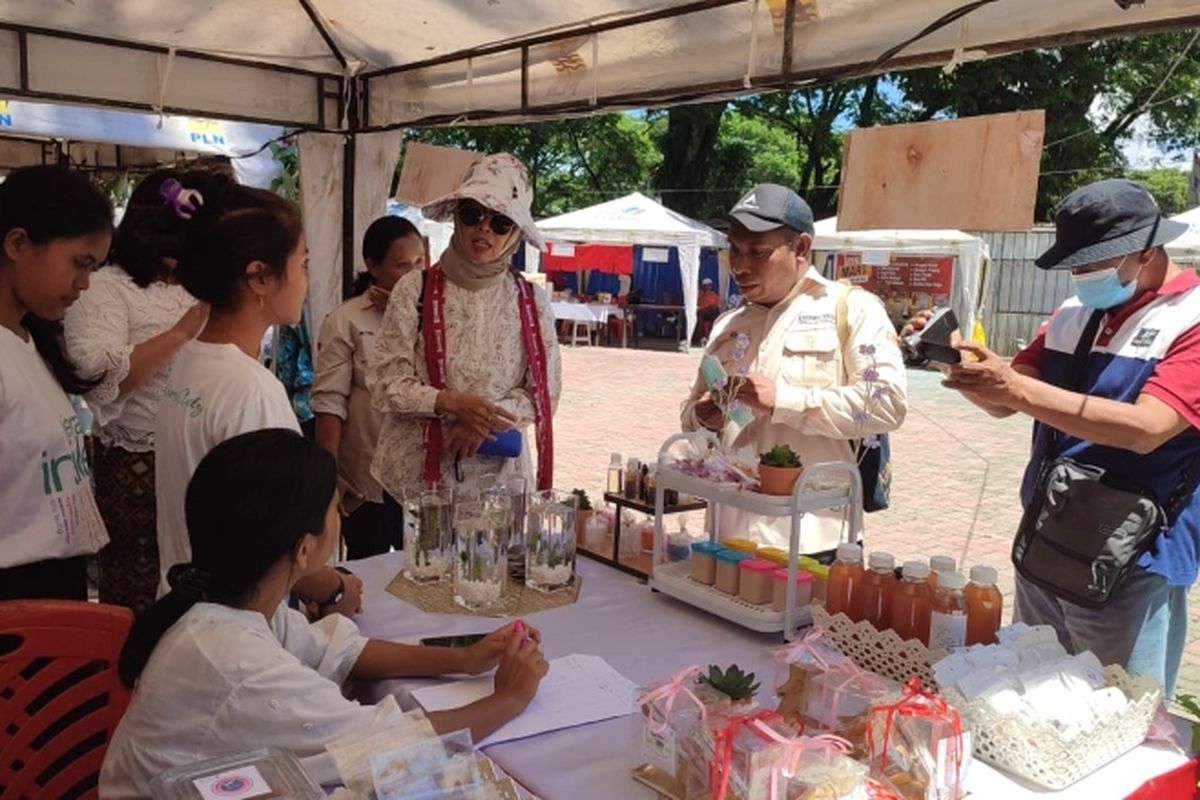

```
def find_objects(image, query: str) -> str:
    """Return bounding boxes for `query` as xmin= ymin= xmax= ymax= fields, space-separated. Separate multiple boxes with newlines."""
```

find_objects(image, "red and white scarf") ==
xmin=421 ymin=266 xmax=554 ymax=490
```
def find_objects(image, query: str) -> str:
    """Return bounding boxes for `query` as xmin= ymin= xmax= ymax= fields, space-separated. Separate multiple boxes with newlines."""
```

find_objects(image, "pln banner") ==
xmin=0 ymin=97 xmax=281 ymax=155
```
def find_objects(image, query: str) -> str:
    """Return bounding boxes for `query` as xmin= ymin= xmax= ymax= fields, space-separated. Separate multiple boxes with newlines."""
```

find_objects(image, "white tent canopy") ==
xmin=811 ymin=216 xmax=989 ymax=337
xmin=1167 ymin=206 xmax=1200 ymax=264
xmin=535 ymin=191 xmax=727 ymax=341
xmin=0 ymin=2 xmax=1195 ymax=129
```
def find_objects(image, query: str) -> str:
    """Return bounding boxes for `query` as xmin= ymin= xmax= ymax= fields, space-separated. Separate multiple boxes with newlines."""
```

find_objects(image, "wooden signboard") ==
xmin=837 ymin=110 xmax=1045 ymax=232
xmin=395 ymin=141 xmax=482 ymax=206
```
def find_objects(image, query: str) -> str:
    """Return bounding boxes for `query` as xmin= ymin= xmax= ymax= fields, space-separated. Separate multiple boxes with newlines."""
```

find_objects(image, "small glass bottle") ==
xmin=825 ymin=542 xmax=864 ymax=619
xmin=606 ymin=453 xmax=623 ymax=494
xmin=965 ymin=565 xmax=1004 ymax=646
xmin=624 ymin=458 xmax=641 ymax=499
xmin=929 ymin=570 xmax=968 ymax=651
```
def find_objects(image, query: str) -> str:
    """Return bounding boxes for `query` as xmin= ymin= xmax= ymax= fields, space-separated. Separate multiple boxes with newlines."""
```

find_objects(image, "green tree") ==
xmin=651 ymin=103 xmax=727 ymax=219
xmin=402 ymin=113 xmax=658 ymax=216
xmin=1128 ymin=167 xmax=1192 ymax=215
xmin=699 ymin=111 xmax=801 ymax=219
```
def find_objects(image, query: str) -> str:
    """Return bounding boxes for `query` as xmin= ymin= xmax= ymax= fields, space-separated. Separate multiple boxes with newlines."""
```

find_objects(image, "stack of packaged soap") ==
xmin=934 ymin=623 xmax=1130 ymax=739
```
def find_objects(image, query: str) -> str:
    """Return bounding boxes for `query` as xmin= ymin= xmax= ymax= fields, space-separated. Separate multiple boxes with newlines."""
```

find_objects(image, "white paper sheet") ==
xmin=412 ymin=654 xmax=638 ymax=747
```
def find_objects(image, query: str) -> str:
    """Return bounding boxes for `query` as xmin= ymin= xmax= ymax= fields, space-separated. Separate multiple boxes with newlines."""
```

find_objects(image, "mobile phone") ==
xmin=420 ymin=633 xmax=487 ymax=648
xmin=902 ymin=307 xmax=962 ymax=365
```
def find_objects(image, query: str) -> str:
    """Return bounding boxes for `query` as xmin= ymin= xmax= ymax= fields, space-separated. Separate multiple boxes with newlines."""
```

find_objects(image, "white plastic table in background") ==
xmin=348 ymin=552 xmax=1189 ymax=800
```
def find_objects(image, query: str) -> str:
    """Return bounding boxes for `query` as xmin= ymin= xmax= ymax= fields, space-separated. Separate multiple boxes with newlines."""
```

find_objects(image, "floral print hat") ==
xmin=422 ymin=152 xmax=546 ymax=252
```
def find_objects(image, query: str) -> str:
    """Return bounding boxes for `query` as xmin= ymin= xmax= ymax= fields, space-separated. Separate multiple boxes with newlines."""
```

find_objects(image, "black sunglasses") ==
xmin=457 ymin=201 xmax=516 ymax=236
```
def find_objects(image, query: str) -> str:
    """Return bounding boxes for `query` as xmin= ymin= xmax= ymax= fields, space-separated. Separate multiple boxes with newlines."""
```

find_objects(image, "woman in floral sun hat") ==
xmin=367 ymin=153 xmax=561 ymax=499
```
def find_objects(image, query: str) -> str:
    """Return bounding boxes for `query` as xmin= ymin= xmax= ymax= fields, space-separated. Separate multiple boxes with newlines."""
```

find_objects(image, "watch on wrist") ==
xmin=317 ymin=573 xmax=346 ymax=608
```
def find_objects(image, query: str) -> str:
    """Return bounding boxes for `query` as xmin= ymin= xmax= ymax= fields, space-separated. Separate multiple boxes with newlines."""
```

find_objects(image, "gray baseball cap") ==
xmin=728 ymin=183 xmax=815 ymax=235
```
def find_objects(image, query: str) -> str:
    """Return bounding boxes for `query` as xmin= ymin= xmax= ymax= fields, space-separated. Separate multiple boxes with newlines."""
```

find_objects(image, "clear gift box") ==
xmin=746 ymin=729 xmax=871 ymax=800
xmin=772 ymin=629 xmax=855 ymax=726
xmin=149 ymin=747 xmax=324 ymax=800
xmin=799 ymin=664 xmax=897 ymax=757
xmin=692 ymin=709 xmax=800 ymax=800
xmin=866 ymin=680 xmax=970 ymax=800
xmin=631 ymin=666 xmax=731 ymax=800
xmin=371 ymin=728 xmax=484 ymax=800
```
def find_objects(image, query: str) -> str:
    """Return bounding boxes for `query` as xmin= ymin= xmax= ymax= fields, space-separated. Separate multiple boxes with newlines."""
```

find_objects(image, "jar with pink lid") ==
xmin=738 ymin=558 xmax=777 ymax=605
xmin=772 ymin=567 xmax=815 ymax=612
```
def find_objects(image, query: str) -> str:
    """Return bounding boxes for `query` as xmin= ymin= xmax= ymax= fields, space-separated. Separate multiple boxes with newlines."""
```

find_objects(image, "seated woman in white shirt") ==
xmin=64 ymin=168 xmax=210 ymax=612
xmin=0 ymin=165 xmax=113 ymax=600
xmin=152 ymin=172 xmax=356 ymax=615
xmin=100 ymin=428 xmax=548 ymax=797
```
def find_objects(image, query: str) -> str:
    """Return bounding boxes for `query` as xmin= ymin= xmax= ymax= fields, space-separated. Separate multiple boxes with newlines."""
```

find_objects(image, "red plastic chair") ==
xmin=0 ymin=600 xmax=134 ymax=800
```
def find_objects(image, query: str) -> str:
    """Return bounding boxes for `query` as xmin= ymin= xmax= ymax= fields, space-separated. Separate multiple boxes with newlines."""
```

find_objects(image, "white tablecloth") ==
xmin=550 ymin=303 xmax=622 ymax=326
xmin=349 ymin=552 xmax=1189 ymax=800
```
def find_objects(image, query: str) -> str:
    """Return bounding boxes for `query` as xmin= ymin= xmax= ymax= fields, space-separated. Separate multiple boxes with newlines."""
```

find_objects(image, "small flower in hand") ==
xmin=737 ymin=333 xmax=751 ymax=348
xmin=858 ymin=344 xmax=876 ymax=356
xmin=862 ymin=434 xmax=881 ymax=450
xmin=862 ymin=367 xmax=880 ymax=383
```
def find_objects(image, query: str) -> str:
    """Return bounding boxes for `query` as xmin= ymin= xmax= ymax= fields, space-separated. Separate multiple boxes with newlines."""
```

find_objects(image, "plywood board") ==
xmin=395 ymin=141 xmax=482 ymax=206
xmin=838 ymin=110 xmax=1045 ymax=232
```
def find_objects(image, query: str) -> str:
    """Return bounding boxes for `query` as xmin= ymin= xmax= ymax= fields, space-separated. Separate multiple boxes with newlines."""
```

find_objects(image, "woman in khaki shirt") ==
xmin=313 ymin=216 xmax=427 ymax=557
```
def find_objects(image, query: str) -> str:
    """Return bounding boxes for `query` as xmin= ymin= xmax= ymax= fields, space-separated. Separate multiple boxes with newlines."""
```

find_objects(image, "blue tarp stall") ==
xmin=530 ymin=192 xmax=727 ymax=343
xmin=0 ymin=97 xmax=284 ymax=187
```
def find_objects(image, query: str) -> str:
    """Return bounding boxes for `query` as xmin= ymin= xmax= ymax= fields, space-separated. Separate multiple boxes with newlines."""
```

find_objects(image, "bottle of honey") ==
xmin=928 ymin=554 xmax=956 ymax=591
xmin=928 ymin=571 xmax=968 ymax=651
xmin=857 ymin=551 xmax=897 ymax=630
xmin=825 ymin=543 xmax=864 ymax=619
xmin=890 ymin=561 xmax=933 ymax=644
xmin=965 ymin=565 xmax=1004 ymax=646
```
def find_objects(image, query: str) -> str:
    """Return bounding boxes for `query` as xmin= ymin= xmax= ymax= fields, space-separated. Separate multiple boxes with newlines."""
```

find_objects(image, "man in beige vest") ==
xmin=680 ymin=184 xmax=907 ymax=555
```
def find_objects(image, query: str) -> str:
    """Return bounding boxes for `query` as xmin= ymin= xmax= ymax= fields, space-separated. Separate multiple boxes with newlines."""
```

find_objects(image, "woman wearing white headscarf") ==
xmin=367 ymin=153 xmax=561 ymax=497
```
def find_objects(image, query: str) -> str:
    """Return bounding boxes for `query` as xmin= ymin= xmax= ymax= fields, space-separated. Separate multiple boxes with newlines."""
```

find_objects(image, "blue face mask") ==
xmin=1070 ymin=255 xmax=1139 ymax=310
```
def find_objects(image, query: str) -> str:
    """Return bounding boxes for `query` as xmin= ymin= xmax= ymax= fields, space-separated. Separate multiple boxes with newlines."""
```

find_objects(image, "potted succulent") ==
xmin=572 ymin=488 xmax=594 ymax=544
xmin=758 ymin=444 xmax=804 ymax=495
xmin=698 ymin=664 xmax=760 ymax=705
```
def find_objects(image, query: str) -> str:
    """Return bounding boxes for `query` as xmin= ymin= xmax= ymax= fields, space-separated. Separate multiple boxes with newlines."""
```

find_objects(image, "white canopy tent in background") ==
xmin=534 ymin=192 xmax=728 ymax=341
xmin=1167 ymin=206 xmax=1200 ymax=265
xmin=811 ymin=216 xmax=990 ymax=337
xmin=0 ymin=1 xmax=1196 ymax=316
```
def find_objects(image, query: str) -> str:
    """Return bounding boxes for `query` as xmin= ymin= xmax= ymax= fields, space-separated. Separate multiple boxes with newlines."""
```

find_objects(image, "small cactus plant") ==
xmin=759 ymin=444 xmax=802 ymax=469
xmin=699 ymin=664 xmax=760 ymax=702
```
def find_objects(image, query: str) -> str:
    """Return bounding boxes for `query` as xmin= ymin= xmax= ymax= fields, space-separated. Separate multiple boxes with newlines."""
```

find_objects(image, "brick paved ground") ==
xmin=554 ymin=343 xmax=1200 ymax=704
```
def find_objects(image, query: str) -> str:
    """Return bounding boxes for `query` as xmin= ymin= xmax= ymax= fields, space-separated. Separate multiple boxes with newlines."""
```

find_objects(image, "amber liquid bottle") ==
xmin=857 ymin=551 xmax=897 ymax=630
xmin=890 ymin=561 xmax=933 ymax=644
xmin=928 ymin=554 xmax=956 ymax=591
xmin=965 ymin=565 xmax=1004 ymax=646
xmin=825 ymin=542 xmax=864 ymax=619
xmin=928 ymin=571 xmax=968 ymax=651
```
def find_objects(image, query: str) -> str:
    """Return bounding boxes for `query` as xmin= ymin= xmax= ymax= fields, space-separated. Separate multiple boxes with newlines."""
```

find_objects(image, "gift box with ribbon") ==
xmin=745 ymin=725 xmax=869 ymax=800
xmin=694 ymin=709 xmax=801 ymax=800
xmin=773 ymin=629 xmax=855 ymax=726
xmin=799 ymin=661 xmax=898 ymax=756
xmin=866 ymin=678 xmax=970 ymax=800
xmin=631 ymin=665 xmax=731 ymax=800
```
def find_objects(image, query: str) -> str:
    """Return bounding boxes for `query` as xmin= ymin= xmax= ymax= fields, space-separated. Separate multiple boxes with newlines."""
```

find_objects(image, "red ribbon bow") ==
xmin=868 ymin=677 xmax=964 ymax=799
xmin=709 ymin=709 xmax=784 ymax=800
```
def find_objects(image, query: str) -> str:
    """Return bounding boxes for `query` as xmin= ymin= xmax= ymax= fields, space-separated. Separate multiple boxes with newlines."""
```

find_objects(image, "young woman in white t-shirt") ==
xmin=63 ymin=169 xmax=210 ymax=612
xmin=0 ymin=165 xmax=114 ymax=600
xmin=153 ymin=173 xmax=357 ymax=614
xmin=102 ymin=429 xmax=548 ymax=797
